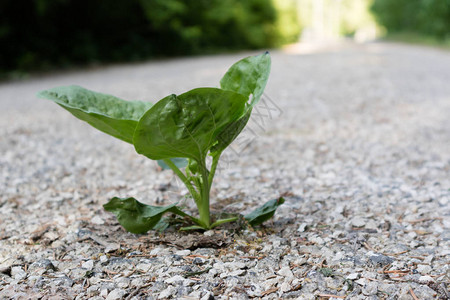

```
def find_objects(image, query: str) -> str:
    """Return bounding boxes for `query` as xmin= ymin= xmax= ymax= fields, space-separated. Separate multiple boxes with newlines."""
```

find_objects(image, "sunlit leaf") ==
xmin=38 ymin=85 xmax=152 ymax=143
xmin=133 ymin=88 xmax=246 ymax=161
xmin=212 ymin=52 xmax=271 ymax=154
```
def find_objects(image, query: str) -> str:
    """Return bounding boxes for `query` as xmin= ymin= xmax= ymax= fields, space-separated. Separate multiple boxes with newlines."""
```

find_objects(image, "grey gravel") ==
xmin=1 ymin=42 xmax=449 ymax=299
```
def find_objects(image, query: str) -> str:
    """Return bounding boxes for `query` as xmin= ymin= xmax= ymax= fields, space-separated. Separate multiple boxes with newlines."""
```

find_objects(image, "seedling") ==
xmin=38 ymin=53 xmax=284 ymax=233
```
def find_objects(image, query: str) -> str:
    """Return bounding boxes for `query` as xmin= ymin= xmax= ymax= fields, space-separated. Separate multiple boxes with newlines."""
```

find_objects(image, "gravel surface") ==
xmin=1 ymin=42 xmax=449 ymax=299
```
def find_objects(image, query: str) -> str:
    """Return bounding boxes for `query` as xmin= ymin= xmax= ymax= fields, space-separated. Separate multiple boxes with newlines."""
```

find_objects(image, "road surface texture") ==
xmin=1 ymin=42 xmax=449 ymax=299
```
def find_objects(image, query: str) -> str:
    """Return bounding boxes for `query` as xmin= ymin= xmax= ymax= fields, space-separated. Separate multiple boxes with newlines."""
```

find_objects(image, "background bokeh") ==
xmin=1 ymin=0 xmax=449 ymax=77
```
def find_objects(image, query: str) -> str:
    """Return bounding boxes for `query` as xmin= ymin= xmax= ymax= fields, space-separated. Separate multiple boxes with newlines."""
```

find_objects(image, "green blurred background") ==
xmin=1 ymin=0 xmax=449 ymax=77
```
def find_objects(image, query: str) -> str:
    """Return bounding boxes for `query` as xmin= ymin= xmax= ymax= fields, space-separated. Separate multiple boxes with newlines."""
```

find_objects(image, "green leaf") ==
xmin=210 ymin=111 xmax=251 ymax=155
xmin=244 ymin=197 xmax=285 ymax=227
xmin=210 ymin=216 xmax=239 ymax=229
xmin=37 ymin=85 xmax=152 ymax=143
xmin=103 ymin=197 xmax=187 ymax=234
xmin=157 ymin=158 xmax=188 ymax=170
xmin=211 ymin=52 xmax=271 ymax=154
xmin=179 ymin=225 xmax=206 ymax=231
xmin=133 ymin=88 xmax=247 ymax=161
xmin=220 ymin=52 xmax=271 ymax=107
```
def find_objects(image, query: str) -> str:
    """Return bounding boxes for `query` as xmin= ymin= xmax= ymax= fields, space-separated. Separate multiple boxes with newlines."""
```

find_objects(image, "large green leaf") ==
xmin=133 ymin=88 xmax=247 ymax=161
xmin=103 ymin=197 xmax=188 ymax=234
xmin=220 ymin=52 xmax=271 ymax=107
xmin=211 ymin=52 xmax=271 ymax=154
xmin=37 ymin=85 xmax=152 ymax=144
xmin=244 ymin=197 xmax=285 ymax=227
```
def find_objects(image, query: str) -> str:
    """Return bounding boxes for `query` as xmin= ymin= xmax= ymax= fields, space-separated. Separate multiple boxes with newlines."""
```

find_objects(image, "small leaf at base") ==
xmin=210 ymin=216 xmax=239 ymax=229
xmin=103 ymin=197 xmax=187 ymax=234
xmin=244 ymin=197 xmax=285 ymax=227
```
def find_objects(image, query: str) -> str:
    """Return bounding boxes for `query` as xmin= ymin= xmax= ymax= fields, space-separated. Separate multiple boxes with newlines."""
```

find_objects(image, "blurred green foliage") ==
xmin=0 ymin=0 xmax=299 ymax=75
xmin=371 ymin=0 xmax=450 ymax=39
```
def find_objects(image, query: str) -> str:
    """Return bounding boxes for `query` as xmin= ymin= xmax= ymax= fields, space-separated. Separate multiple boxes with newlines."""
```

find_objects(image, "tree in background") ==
xmin=0 ymin=0 xmax=300 ymax=75
xmin=371 ymin=0 xmax=450 ymax=40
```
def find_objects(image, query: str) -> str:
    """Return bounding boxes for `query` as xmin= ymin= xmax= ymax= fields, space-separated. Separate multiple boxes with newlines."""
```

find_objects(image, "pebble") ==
xmin=175 ymin=250 xmax=191 ymax=256
xmin=91 ymin=215 xmax=104 ymax=225
xmin=82 ymin=260 xmax=94 ymax=270
xmin=419 ymin=275 xmax=435 ymax=283
xmin=346 ymin=273 xmax=360 ymax=280
xmin=106 ymin=289 xmax=125 ymax=300
xmin=416 ymin=264 xmax=432 ymax=274
xmin=362 ymin=281 xmax=378 ymax=296
xmin=351 ymin=217 xmax=366 ymax=228
xmin=158 ymin=286 xmax=176 ymax=299
xmin=277 ymin=266 xmax=294 ymax=278
xmin=164 ymin=275 xmax=185 ymax=284
xmin=11 ymin=267 xmax=27 ymax=280
xmin=367 ymin=252 xmax=394 ymax=267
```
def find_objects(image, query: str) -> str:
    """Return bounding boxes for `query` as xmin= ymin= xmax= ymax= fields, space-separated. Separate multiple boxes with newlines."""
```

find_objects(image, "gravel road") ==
xmin=1 ymin=42 xmax=449 ymax=299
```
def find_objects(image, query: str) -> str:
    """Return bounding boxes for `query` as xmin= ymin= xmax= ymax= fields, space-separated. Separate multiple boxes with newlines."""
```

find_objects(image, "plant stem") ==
xmin=162 ymin=159 xmax=200 ymax=202
xmin=208 ymin=152 xmax=222 ymax=187
xmin=198 ymin=163 xmax=211 ymax=228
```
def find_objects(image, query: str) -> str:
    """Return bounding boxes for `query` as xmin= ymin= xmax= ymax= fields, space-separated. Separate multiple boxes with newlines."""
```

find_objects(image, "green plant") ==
xmin=38 ymin=53 xmax=284 ymax=233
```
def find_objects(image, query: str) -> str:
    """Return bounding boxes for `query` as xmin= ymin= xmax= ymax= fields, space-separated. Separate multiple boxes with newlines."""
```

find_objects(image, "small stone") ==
xmin=419 ymin=275 xmax=434 ymax=283
xmin=91 ymin=215 xmax=104 ymax=225
xmin=165 ymin=275 xmax=185 ymax=284
xmin=438 ymin=197 xmax=448 ymax=206
xmin=247 ymin=284 xmax=263 ymax=297
xmin=362 ymin=281 xmax=378 ymax=296
xmin=175 ymin=250 xmax=191 ymax=256
xmin=192 ymin=257 xmax=205 ymax=265
xmin=228 ymin=269 xmax=246 ymax=277
xmin=106 ymin=289 xmax=125 ymax=300
xmin=150 ymin=248 xmax=164 ymax=256
xmin=115 ymin=277 xmax=130 ymax=288
xmin=11 ymin=266 xmax=27 ymax=280
xmin=54 ymin=276 xmax=74 ymax=287
xmin=100 ymin=289 xmax=108 ymax=297
xmin=293 ymin=257 xmax=307 ymax=266
xmin=99 ymin=255 xmax=108 ymax=263
xmin=159 ymin=286 xmax=176 ymax=299
xmin=82 ymin=260 xmax=94 ymax=270
xmin=131 ymin=278 xmax=145 ymax=287
xmin=351 ymin=217 xmax=366 ymax=228
xmin=423 ymin=255 xmax=434 ymax=264
xmin=368 ymin=252 xmax=394 ymax=267
xmin=277 ymin=266 xmax=294 ymax=278
xmin=136 ymin=263 xmax=151 ymax=272
xmin=355 ymin=278 xmax=366 ymax=286
xmin=203 ymin=230 xmax=214 ymax=237
xmin=412 ymin=285 xmax=439 ymax=299
xmin=225 ymin=261 xmax=246 ymax=270
xmin=279 ymin=281 xmax=291 ymax=293
xmin=183 ymin=279 xmax=196 ymax=287
xmin=379 ymin=283 xmax=397 ymax=296
xmin=346 ymin=273 xmax=360 ymax=280
xmin=416 ymin=264 xmax=432 ymax=274
xmin=365 ymin=220 xmax=378 ymax=230
xmin=29 ymin=259 xmax=56 ymax=272
xmin=200 ymin=291 xmax=214 ymax=300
